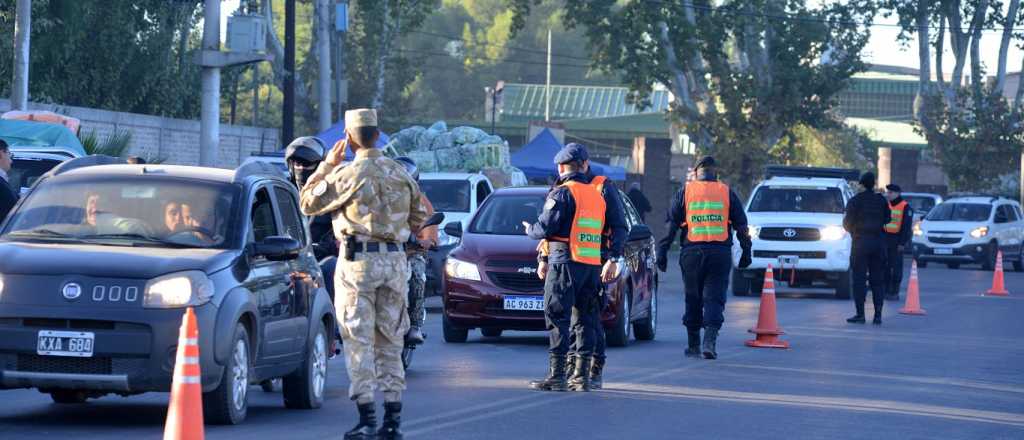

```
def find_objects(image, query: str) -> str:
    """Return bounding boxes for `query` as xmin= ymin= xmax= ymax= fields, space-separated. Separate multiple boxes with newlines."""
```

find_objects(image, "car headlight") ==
xmin=143 ymin=271 xmax=214 ymax=309
xmin=969 ymin=226 xmax=988 ymax=239
xmin=0 ymin=274 xmax=5 ymax=300
xmin=748 ymin=225 xmax=760 ymax=239
xmin=819 ymin=225 xmax=847 ymax=241
xmin=438 ymin=230 xmax=460 ymax=247
xmin=445 ymin=257 xmax=481 ymax=281
xmin=913 ymin=222 xmax=923 ymax=236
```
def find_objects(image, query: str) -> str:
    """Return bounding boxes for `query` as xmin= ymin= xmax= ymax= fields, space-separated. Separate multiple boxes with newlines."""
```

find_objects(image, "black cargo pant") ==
xmin=570 ymin=286 xmax=608 ymax=361
xmin=851 ymin=234 xmax=886 ymax=315
xmin=883 ymin=236 xmax=904 ymax=299
xmin=680 ymin=245 xmax=732 ymax=331
xmin=544 ymin=261 xmax=601 ymax=357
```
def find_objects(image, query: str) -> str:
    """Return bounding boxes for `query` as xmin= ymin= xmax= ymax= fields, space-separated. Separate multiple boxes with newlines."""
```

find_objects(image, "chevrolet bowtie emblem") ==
xmin=517 ymin=267 xmax=537 ymax=274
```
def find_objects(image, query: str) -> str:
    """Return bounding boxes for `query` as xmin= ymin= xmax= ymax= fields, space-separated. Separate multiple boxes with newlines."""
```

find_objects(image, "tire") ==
xmin=283 ymin=320 xmax=327 ymax=410
xmin=49 ymin=390 xmax=88 ymax=404
xmin=606 ymin=287 xmax=632 ymax=347
xmin=204 ymin=324 xmax=250 ymax=425
xmin=731 ymin=269 xmax=750 ymax=297
xmin=946 ymin=263 xmax=960 ymax=270
xmin=633 ymin=276 xmax=657 ymax=341
xmin=480 ymin=328 xmax=503 ymax=338
xmin=834 ymin=270 xmax=852 ymax=300
xmin=982 ymin=242 xmax=998 ymax=271
xmin=442 ymin=313 xmax=468 ymax=343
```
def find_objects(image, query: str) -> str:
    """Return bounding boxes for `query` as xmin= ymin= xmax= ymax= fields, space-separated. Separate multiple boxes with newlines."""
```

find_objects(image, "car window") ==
xmin=9 ymin=157 xmax=62 ymax=191
xmin=905 ymin=196 xmax=937 ymax=216
xmin=273 ymin=186 xmax=306 ymax=245
xmin=926 ymin=203 xmax=991 ymax=222
xmin=250 ymin=188 xmax=278 ymax=243
xmin=995 ymin=205 xmax=1013 ymax=223
xmin=470 ymin=195 xmax=545 ymax=235
xmin=420 ymin=179 xmax=471 ymax=212
xmin=476 ymin=181 xmax=491 ymax=207
xmin=1004 ymin=205 xmax=1020 ymax=222
xmin=748 ymin=186 xmax=845 ymax=213
xmin=1015 ymin=206 xmax=1024 ymax=221
xmin=619 ymin=190 xmax=639 ymax=228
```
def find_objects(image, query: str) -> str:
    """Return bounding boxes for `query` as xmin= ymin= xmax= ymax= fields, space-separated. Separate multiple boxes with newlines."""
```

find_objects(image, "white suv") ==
xmin=732 ymin=167 xmax=858 ymax=299
xmin=913 ymin=196 xmax=1024 ymax=271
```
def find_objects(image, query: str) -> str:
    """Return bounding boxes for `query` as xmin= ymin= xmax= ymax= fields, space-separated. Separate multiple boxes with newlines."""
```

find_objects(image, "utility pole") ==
xmin=335 ymin=1 xmax=348 ymax=121
xmin=11 ymin=0 xmax=31 ymax=110
xmin=200 ymin=0 xmax=221 ymax=167
xmin=545 ymin=28 xmax=551 ymax=122
xmin=316 ymin=0 xmax=332 ymax=131
xmin=283 ymin=0 xmax=296 ymax=142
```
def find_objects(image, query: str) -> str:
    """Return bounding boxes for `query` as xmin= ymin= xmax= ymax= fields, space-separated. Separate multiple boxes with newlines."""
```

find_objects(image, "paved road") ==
xmin=1 ymin=258 xmax=1023 ymax=439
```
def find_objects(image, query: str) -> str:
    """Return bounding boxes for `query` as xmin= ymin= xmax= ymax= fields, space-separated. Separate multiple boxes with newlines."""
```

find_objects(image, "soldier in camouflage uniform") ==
xmin=394 ymin=156 xmax=437 ymax=345
xmin=300 ymin=109 xmax=428 ymax=440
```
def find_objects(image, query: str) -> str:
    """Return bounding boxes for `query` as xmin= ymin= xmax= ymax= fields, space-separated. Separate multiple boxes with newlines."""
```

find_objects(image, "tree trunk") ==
xmin=1014 ymin=55 xmax=1024 ymax=115
xmin=371 ymin=1 xmax=392 ymax=110
xmin=994 ymin=0 xmax=1020 ymax=93
xmin=935 ymin=15 xmax=946 ymax=89
xmin=945 ymin=0 xmax=970 ymax=89
xmin=968 ymin=0 xmax=990 ymax=98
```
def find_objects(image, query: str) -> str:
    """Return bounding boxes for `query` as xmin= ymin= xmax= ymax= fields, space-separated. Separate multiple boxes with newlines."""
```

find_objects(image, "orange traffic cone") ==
xmin=746 ymin=265 xmax=790 ymax=349
xmin=164 ymin=307 xmax=204 ymax=440
xmin=985 ymin=251 xmax=1010 ymax=296
xmin=899 ymin=260 xmax=926 ymax=315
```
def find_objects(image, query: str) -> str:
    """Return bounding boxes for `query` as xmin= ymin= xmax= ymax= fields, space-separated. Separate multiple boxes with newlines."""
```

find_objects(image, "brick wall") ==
xmin=0 ymin=99 xmax=280 ymax=168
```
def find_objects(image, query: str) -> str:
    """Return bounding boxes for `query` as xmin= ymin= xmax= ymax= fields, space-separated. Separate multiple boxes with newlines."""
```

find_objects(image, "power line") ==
xmin=409 ymin=29 xmax=595 ymax=62
xmin=395 ymin=48 xmax=594 ymax=69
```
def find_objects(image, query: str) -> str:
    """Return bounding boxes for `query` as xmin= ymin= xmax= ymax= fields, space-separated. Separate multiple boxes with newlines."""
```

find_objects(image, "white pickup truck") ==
xmin=732 ymin=166 xmax=859 ymax=299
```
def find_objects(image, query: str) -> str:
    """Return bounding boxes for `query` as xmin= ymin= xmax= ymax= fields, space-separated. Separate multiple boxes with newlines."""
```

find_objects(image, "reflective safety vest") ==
xmin=683 ymin=181 xmax=730 ymax=242
xmin=549 ymin=176 xmax=607 ymax=265
xmin=885 ymin=200 xmax=908 ymax=234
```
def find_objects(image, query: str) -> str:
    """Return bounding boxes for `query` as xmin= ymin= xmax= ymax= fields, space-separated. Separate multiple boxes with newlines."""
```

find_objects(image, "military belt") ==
xmin=351 ymin=241 xmax=404 ymax=253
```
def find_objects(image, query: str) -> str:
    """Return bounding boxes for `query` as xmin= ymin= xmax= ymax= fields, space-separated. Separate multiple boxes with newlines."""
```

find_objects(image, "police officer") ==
xmin=525 ymin=143 xmax=627 ymax=392
xmin=883 ymin=184 xmax=913 ymax=301
xmin=657 ymin=156 xmax=752 ymax=360
xmin=394 ymin=156 xmax=438 ymax=345
xmin=300 ymin=109 xmax=428 ymax=440
xmin=843 ymin=172 xmax=891 ymax=325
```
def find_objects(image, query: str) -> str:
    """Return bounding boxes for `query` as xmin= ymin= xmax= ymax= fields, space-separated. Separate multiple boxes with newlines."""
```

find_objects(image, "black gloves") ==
xmin=656 ymin=253 xmax=667 ymax=273
xmin=738 ymin=247 xmax=752 ymax=269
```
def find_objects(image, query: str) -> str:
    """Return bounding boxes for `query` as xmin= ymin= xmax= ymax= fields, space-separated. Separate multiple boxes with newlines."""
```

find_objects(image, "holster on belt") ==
xmin=344 ymin=235 xmax=356 ymax=261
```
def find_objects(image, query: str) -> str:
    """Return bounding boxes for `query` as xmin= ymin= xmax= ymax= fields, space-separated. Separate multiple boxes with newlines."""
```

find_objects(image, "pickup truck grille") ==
xmin=759 ymin=227 xmax=820 ymax=241
xmin=15 ymin=355 xmax=147 ymax=375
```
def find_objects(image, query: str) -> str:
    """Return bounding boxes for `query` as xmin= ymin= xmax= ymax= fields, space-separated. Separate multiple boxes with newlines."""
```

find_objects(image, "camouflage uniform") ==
xmin=300 ymin=147 xmax=428 ymax=403
xmin=406 ymin=194 xmax=437 ymax=330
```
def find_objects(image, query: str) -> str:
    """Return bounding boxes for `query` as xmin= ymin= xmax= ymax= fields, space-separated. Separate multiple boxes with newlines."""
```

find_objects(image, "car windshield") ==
xmin=420 ymin=179 xmax=471 ymax=212
xmin=9 ymin=157 xmax=63 ymax=194
xmin=470 ymin=194 xmax=545 ymax=235
xmin=1 ymin=176 xmax=240 ymax=249
xmin=926 ymin=202 xmax=991 ymax=222
xmin=905 ymin=196 xmax=937 ymax=215
xmin=748 ymin=186 xmax=845 ymax=213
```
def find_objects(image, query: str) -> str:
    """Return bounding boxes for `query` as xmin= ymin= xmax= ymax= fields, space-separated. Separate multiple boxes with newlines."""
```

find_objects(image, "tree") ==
xmin=508 ymin=0 xmax=878 ymax=193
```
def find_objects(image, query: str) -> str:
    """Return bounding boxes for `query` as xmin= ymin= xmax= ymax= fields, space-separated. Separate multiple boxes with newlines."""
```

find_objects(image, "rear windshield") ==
xmin=420 ymin=179 xmax=471 ymax=212
xmin=748 ymin=186 xmax=845 ymax=214
xmin=926 ymin=203 xmax=991 ymax=222
xmin=470 ymin=194 xmax=546 ymax=235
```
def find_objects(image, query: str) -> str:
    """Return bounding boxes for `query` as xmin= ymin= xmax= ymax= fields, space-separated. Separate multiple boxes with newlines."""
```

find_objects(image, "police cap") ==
xmin=554 ymin=143 xmax=589 ymax=165
xmin=694 ymin=155 xmax=717 ymax=170
xmin=885 ymin=184 xmax=902 ymax=193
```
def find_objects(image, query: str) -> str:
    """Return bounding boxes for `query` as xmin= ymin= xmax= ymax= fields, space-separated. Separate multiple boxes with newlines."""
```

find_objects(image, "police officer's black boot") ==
xmin=685 ymin=329 xmax=702 ymax=358
xmin=847 ymin=304 xmax=866 ymax=324
xmin=564 ymin=353 xmax=580 ymax=389
xmin=529 ymin=354 xmax=568 ymax=391
xmin=873 ymin=311 xmax=883 ymax=325
xmin=345 ymin=402 xmax=377 ymax=440
xmin=590 ymin=357 xmax=605 ymax=390
xmin=568 ymin=356 xmax=593 ymax=392
xmin=702 ymin=328 xmax=719 ymax=360
xmin=377 ymin=402 xmax=403 ymax=440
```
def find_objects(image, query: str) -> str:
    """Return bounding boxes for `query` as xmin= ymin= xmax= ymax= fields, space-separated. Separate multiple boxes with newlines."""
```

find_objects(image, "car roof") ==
xmin=760 ymin=176 xmax=848 ymax=187
xmin=943 ymin=196 xmax=1009 ymax=204
xmin=492 ymin=186 xmax=549 ymax=196
xmin=902 ymin=192 xmax=941 ymax=198
xmin=55 ymin=164 xmax=238 ymax=183
xmin=420 ymin=172 xmax=481 ymax=180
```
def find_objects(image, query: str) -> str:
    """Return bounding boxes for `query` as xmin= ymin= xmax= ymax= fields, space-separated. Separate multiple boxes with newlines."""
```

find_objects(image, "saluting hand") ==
xmin=326 ymin=139 xmax=347 ymax=166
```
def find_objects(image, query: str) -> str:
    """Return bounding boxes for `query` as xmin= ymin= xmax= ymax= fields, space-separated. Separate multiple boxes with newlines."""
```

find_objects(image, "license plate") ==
xmin=503 ymin=296 xmax=544 ymax=311
xmin=37 ymin=330 xmax=95 ymax=357
xmin=934 ymin=248 xmax=954 ymax=255
xmin=777 ymin=255 xmax=799 ymax=266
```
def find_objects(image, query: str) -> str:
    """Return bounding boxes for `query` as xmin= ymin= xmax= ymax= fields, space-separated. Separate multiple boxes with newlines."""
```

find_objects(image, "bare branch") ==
xmin=995 ymin=0 xmax=1020 ymax=92
xmin=656 ymin=20 xmax=698 ymax=118
xmin=968 ymin=0 xmax=991 ymax=96
xmin=915 ymin=0 xmax=934 ymax=124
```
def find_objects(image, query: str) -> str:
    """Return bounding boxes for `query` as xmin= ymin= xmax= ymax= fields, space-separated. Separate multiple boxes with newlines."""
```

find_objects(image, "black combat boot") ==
xmin=702 ymin=328 xmax=719 ymax=360
xmin=528 ymin=354 xmax=568 ymax=391
xmin=568 ymin=356 xmax=593 ymax=392
xmin=873 ymin=311 xmax=882 ymax=325
xmin=344 ymin=402 xmax=377 ymax=440
xmin=377 ymin=402 xmax=403 ymax=440
xmin=590 ymin=357 xmax=605 ymax=390
xmin=847 ymin=303 xmax=866 ymax=324
xmin=685 ymin=329 xmax=702 ymax=357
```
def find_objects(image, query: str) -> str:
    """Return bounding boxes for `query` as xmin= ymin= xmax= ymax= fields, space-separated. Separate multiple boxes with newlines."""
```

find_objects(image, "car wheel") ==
xmin=442 ymin=313 xmax=468 ymax=343
xmin=834 ymin=270 xmax=852 ymax=300
xmin=633 ymin=277 xmax=657 ymax=341
xmin=946 ymin=262 xmax=960 ymax=269
xmin=480 ymin=328 xmax=503 ymax=338
xmin=982 ymin=242 xmax=998 ymax=271
xmin=731 ymin=269 xmax=750 ymax=297
xmin=606 ymin=287 xmax=632 ymax=347
xmin=283 ymin=320 xmax=327 ymax=409
xmin=204 ymin=323 xmax=250 ymax=425
xmin=49 ymin=390 xmax=88 ymax=404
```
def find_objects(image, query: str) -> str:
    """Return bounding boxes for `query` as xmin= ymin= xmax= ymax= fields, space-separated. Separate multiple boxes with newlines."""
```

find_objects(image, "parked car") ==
xmin=902 ymin=192 xmax=943 ymax=225
xmin=419 ymin=172 xmax=495 ymax=297
xmin=441 ymin=186 xmax=657 ymax=347
xmin=733 ymin=166 xmax=858 ymax=299
xmin=0 ymin=157 xmax=335 ymax=424
xmin=240 ymin=152 xmax=289 ymax=180
xmin=1 ymin=118 xmax=88 ymax=196
xmin=912 ymin=195 xmax=1024 ymax=271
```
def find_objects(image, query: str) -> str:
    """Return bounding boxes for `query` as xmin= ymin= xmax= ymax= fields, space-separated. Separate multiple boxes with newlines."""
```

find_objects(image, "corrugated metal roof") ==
xmin=500 ymin=83 xmax=671 ymax=121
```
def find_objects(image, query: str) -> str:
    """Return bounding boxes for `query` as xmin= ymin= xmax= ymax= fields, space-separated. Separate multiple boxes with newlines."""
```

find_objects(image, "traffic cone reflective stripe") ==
xmin=746 ymin=265 xmax=790 ymax=349
xmin=985 ymin=251 xmax=1010 ymax=297
xmin=899 ymin=260 xmax=926 ymax=315
xmin=164 ymin=307 xmax=204 ymax=440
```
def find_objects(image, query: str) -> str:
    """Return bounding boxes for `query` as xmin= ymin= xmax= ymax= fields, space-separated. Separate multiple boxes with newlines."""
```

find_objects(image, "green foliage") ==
xmin=80 ymin=129 xmax=133 ymax=158
xmin=772 ymin=123 xmax=876 ymax=172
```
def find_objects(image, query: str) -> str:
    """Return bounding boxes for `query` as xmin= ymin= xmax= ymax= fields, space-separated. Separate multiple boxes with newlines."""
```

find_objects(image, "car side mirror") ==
xmin=629 ymin=224 xmax=652 ymax=241
xmin=249 ymin=236 xmax=303 ymax=261
xmin=443 ymin=221 xmax=463 ymax=238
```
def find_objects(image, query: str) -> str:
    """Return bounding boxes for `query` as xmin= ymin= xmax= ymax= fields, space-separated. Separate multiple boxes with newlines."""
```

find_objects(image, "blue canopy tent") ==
xmin=316 ymin=120 xmax=390 ymax=160
xmin=511 ymin=128 xmax=626 ymax=181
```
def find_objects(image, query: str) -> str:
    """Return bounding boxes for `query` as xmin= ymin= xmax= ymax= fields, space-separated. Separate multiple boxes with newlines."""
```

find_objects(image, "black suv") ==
xmin=0 ymin=156 xmax=336 ymax=425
